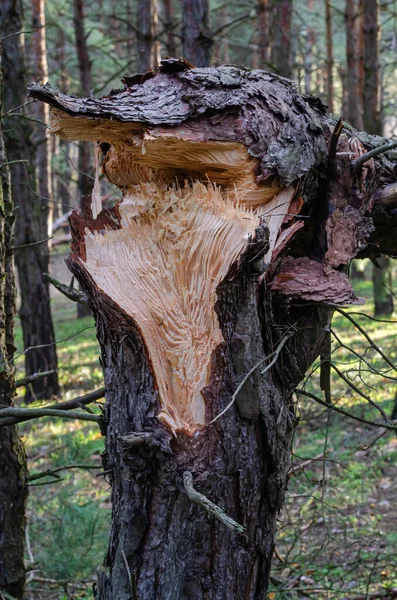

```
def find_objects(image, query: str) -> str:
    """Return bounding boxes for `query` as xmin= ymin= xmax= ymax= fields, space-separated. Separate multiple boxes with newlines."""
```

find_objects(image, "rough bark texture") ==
xmin=0 ymin=28 xmax=29 ymax=599
xmin=182 ymin=0 xmax=212 ymax=67
xmin=30 ymin=61 xmax=397 ymax=600
xmin=2 ymin=0 xmax=59 ymax=401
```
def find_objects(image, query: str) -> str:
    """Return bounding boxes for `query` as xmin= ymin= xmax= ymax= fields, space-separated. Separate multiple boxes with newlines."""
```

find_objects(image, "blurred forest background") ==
xmin=1 ymin=0 xmax=397 ymax=598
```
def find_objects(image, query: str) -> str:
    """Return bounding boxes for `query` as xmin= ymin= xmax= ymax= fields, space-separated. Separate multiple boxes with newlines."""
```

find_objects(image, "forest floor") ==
xmin=14 ymin=251 xmax=397 ymax=600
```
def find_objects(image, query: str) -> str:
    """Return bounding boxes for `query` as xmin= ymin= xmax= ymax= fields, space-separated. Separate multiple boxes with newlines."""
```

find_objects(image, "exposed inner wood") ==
xmin=71 ymin=130 xmax=298 ymax=434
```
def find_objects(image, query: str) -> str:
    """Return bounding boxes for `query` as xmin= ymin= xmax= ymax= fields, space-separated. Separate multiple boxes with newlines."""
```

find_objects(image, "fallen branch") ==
xmin=182 ymin=471 xmax=245 ymax=536
xmin=15 ymin=370 xmax=55 ymax=388
xmin=44 ymin=273 xmax=89 ymax=304
xmin=296 ymin=388 xmax=397 ymax=431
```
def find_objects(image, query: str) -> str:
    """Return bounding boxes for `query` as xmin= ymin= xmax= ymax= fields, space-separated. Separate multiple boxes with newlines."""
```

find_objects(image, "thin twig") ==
xmin=352 ymin=140 xmax=397 ymax=170
xmin=0 ymin=407 xmax=101 ymax=426
xmin=29 ymin=464 xmax=102 ymax=481
xmin=295 ymin=389 xmax=397 ymax=432
xmin=182 ymin=471 xmax=245 ymax=535
xmin=12 ymin=236 xmax=53 ymax=250
xmin=210 ymin=333 xmax=292 ymax=424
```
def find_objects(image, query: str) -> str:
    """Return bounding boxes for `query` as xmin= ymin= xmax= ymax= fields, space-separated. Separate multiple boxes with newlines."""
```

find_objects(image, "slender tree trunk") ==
xmin=271 ymin=0 xmax=292 ymax=77
xmin=325 ymin=0 xmax=334 ymax=113
xmin=136 ymin=0 xmax=160 ymax=72
xmin=73 ymin=0 xmax=94 ymax=317
xmin=363 ymin=0 xmax=381 ymax=134
xmin=372 ymin=256 xmax=394 ymax=316
xmin=2 ymin=0 xmax=59 ymax=401
xmin=163 ymin=0 xmax=177 ymax=57
xmin=257 ymin=0 xmax=270 ymax=67
xmin=182 ymin=0 xmax=212 ymax=67
xmin=345 ymin=0 xmax=363 ymax=129
xmin=0 ymin=27 xmax=29 ymax=600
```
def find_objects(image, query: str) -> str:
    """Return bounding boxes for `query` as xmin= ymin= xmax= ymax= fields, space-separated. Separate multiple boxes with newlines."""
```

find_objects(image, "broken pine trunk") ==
xmin=29 ymin=59 xmax=397 ymax=600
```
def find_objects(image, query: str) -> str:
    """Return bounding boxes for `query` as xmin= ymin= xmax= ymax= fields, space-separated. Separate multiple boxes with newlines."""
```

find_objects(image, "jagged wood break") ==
xmin=28 ymin=60 xmax=397 ymax=434
xmin=74 ymin=133 xmax=294 ymax=433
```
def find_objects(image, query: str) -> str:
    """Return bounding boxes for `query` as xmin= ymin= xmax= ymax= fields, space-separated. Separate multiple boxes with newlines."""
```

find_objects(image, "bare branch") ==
xmin=29 ymin=463 xmax=102 ymax=482
xmin=0 ymin=407 xmax=101 ymax=426
xmin=182 ymin=471 xmax=245 ymax=535
xmin=295 ymin=388 xmax=397 ymax=431
xmin=15 ymin=370 xmax=55 ymax=388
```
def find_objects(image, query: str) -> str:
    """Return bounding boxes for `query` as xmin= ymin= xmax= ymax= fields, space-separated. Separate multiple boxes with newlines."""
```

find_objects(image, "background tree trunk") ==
xmin=136 ymin=0 xmax=160 ymax=72
xmin=325 ymin=0 xmax=334 ymax=113
xmin=363 ymin=0 xmax=381 ymax=135
xmin=271 ymin=0 xmax=292 ymax=77
xmin=257 ymin=0 xmax=270 ymax=67
xmin=345 ymin=0 xmax=363 ymax=129
xmin=2 ymin=0 xmax=59 ymax=401
xmin=372 ymin=256 xmax=394 ymax=316
xmin=73 ymin=0 xmax=93 ymax=318
xmin=0 ymin=28 xmax=29 ymax=599
xmin=182 ymin=0 xmax=212 ymax=67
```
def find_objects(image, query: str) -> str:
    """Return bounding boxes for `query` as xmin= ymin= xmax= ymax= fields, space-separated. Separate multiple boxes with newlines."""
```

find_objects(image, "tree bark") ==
xmin=2 ymin=0 xmax=59 ymax=401
xmin=271 ymin=0 xmax=292 ymax=78
xmin=182 ymin=0 xmax=212 ymax=67
xmin=0 ymin=27 xmax=29 ymax=600
xmin=30 ymin=61 xmax=397 ymax=600
xmin=162 ymin=0 xmax=177 ymax=58
xmin=345 ymin=0 xmax=363 ymax=129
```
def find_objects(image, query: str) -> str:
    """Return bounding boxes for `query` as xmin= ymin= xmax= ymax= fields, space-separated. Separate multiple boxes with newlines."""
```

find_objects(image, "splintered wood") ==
xmin=82 ymin=137 xmax=296 ymax=434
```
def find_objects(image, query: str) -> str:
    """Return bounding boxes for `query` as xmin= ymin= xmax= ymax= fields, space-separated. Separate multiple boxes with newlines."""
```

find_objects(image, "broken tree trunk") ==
xmin=29 ymin=59 xmax=397 ymax=600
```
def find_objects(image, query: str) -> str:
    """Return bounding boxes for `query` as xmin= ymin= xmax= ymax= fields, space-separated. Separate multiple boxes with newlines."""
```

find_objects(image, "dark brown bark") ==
xmin=325 ymin=0 xmax=334 ymax=113
xmin=271 ymin=0 xmax=292 ymax=78
xmin=30 ymin=62 xmax=397 ymax=600
xmin=182 ymin=0 xmax=212 ymax=67
xmin=345 ymin=0 xmax=363 ymax=129
xmin=73 ymin=0 xmax=93 ymax=318
xmin=2 ymin=0 xmax=59 ymax=401
xmin=363 ymin=0 xmax=382 ymax=135
xmin=0 ymin=27 xmax=29 ymax=600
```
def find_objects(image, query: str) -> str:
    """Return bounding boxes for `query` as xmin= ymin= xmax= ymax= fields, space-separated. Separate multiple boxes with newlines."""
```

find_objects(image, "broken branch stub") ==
xmin=28 ymin=62 xmax=397 ymax=435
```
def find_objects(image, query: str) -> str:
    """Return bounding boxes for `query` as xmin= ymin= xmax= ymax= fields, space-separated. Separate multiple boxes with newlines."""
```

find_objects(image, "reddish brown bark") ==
xmin=136 ymin=0 xmax=160 ymax=72
xmin=363 ymin=0 xmax=382 ymax=135
xmin=271 ymin=0 xmax=292 ymax=78
xmin=257 ymin=0 xmax=270 ymax=67
xmin=345 ymin=0 xmax=363 ymax=129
